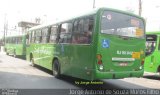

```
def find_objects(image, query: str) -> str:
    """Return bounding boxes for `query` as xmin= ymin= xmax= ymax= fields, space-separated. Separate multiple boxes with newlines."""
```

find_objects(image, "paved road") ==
xmin=0 ymin=51 xmax=160 ymax=94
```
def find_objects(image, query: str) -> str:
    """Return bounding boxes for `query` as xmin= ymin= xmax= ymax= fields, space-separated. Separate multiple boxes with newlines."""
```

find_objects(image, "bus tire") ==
xmin=30 ymin=56 xmax=35 ymax=67
xmin=52 ymin=59 xmax=61 ymax=78
xmin=157 ymin=66 xmax=160 ymax=75
xmin=6 ymin=52 xmax=9 ymax=55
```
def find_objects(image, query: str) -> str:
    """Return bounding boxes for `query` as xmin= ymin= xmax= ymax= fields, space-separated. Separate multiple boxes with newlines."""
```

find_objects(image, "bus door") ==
xmin=58 ymin=22 xmax=72 ymax=75
xmin=32 ymin=30 xmax=42 ymax=65
xmin=69 ymin=16 xmax=95 ymax=78
xmin=39 ymin=27 xmax=50 ymax=68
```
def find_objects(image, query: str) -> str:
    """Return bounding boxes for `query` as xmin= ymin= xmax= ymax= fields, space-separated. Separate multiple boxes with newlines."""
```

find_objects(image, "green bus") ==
xmin=145 ymin=31 xmax=160 ymax=74
xmin=26 ymin=8 xmax=145 ymax=80
xmin=5 ymin=35 xmax=26 ymax=57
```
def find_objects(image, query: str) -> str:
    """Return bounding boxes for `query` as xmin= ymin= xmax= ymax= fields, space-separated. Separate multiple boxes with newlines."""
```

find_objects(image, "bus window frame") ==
xmin=158 ymin=36 xmax=160 ymax=51
xmin=35 ymin=29 xmax=42 ymax=43
xmin=72 ymin=15 xmax=95 ymax=45
xmin=41 ymin=27 xmax=49 ymax=43
xmin=49 ymin=24 xmax=59 ymax=43
xmin=59 ymin=21 xmax=73 ymax=44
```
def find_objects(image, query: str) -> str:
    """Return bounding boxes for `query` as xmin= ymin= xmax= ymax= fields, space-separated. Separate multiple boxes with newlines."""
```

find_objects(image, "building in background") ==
xmin=18 ymin=21 xmax=39 ymax=34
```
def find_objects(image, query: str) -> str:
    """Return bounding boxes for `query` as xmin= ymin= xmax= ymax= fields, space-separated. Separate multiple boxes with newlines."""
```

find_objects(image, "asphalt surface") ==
xmin=0 ymin=50 xmax=160 ymax=95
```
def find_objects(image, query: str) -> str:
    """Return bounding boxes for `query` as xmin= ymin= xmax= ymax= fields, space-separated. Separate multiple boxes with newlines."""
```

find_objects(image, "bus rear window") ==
xmin=101 ymin=11 xmax=145 ymax=38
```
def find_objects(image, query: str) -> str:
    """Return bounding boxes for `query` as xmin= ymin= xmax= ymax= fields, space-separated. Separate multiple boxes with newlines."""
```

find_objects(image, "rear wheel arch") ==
xmin=52 ymin=57 xmax=60 ymax=67
xmin=157 ymin=65 xmax=160 ymax=73
xmin=13 ymin=49 xmax=16 ymax=57
xmin=52 ymin=57 xmax=61 ymax=78
xmin=30 ymin=53 xmax=33 ymax=61
xmin=30 ymin=53 xmax=35 ymax=66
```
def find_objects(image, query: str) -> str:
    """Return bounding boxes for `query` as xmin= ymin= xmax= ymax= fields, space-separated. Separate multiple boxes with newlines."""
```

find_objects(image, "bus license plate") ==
xmin=132 ymin=52 xmax=140 ymax=59
xmin=119 ymin=62 xmax=128 ymax=66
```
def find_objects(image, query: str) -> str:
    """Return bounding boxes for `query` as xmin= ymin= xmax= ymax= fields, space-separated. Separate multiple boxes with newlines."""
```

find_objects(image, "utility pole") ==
xmin=3 ymin=14 xmax=6 ymax=46
xmin=93 ymin=0 xmax=95 ymax=9
xmin=3 ymin=13 xmax=8 ymax=46
xmin=139 ymin=0 xmax=142 ymax=16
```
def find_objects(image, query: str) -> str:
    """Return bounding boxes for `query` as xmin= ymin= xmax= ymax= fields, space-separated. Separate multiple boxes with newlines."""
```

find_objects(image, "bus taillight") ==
xmin=141 ymin=59 xmax=144 ymax=65
xmin=97 ymin=54 xmax=102 ymax=64
xmin=98 ymin=60 xmax=102 ymax=64
xmin=97 ymin=54 xmax=104 ymax=70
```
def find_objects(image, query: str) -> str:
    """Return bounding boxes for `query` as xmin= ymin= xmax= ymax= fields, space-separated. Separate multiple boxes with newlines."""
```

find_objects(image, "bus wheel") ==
xmin=30 ymin=57 xmax=35 ymax=67
xmin=157 ymin=66 xmax=160 ymax=75
xmin=53 ymin=59 xmax=60 ymax=78
xmin=6 ymin=52 xmax=9 ymax=55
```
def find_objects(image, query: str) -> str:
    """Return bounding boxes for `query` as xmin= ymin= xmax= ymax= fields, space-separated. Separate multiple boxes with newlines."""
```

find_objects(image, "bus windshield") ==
xmin=145 ymin=35 xmax=157 ymax=56
xmin=101 ymin=11 xmax=144 ymax=38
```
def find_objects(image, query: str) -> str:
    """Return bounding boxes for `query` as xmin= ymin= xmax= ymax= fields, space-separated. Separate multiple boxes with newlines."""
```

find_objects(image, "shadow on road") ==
xmin=6 ymin=54 xmax=26 ymax=60
xmin=32 ymin=65 xmax=150 ymax=89
xmin=58 ymin=76 xmax=150 ymax=89
xmin=143 ymin=75 xmax=160 ymax=80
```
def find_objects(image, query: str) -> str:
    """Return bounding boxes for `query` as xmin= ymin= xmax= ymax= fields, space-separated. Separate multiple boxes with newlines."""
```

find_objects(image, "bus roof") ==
xmin=146 ymin=31 xmax=160 ymax=35
xmin=28 ymin=7 xmax=144 ymax=31
xmin=5 ymin=35 xmax=26 ymax=38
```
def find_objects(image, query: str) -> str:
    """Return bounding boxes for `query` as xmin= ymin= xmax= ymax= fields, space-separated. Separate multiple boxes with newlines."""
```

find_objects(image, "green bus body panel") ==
xmin=26 ymin=8 xmax=145 ymax=80
xmin=5 ymin=44 xmax=25 ymax=55
xmin=144 ymin=31 xmax=160 ymax=73
xmin=96 ymin=34 xmax=145 ymax=79
xmin=5 ymin=35 xmax=26 ymax=56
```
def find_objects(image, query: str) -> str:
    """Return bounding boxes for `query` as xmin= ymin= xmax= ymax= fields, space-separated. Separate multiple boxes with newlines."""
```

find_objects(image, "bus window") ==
xmin=101 ymin=11 xmax=144 ymax=38
xmin=35 ymin=30 xmax=42 ymax=43
xmin=72 ymin=19 xmax=83 ymax=44
xmin=31 ymin=31 xmax=36 ymax=43
xmin=50 ymin=25 xmax=58 ymax=43
xmin=158 ymin=37 xmax=160 ymax=50
xmin=72 ymin=17 xmax=94 ymax=44
xmin=28 ymin=33 xmax=31 ymax=44
xmin=146 ymin=35 xmax=157 ymax=56
xmin=83 ymin=16 xmax=94 ymax=44
xmin=16 ymin=37 xmax=19 ymax=44
xmin=17 ymin=37 xmax=21 ymax=44
xmin=41 ymin=28 xmax=49 ymax=43
xmin=59 ymin=22 xmax=72 ymax=43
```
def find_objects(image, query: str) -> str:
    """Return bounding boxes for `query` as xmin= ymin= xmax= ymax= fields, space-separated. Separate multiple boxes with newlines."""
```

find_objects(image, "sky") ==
xmin=0 ymin=0 xmax=160 ymax=37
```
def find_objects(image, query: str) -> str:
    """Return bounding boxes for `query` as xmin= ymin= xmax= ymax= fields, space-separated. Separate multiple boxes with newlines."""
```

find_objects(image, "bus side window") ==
xmin=72 ymin=19 xmax=84 ymax=44
xmin=83 ymin=16 xmax=94 ymax=44
xmin=59 ymin=22 xmax=72 ymax=43
xmin=29 ymin=33 xmax=32 ymax=44
xmin=72 ymin=20 xmax=78 ymax=44
xmin=50 ymin=25 xmax=58 ymax=43
xmin=31 ymin=31 xmax=36 ymax=43
xmin=72 ymin=16 xmax=94 ymax=44
xmin=19 ymin=37 xmax=22 ymax=44
xmin=41 ymin=28 xmax=49 ymax=43
xmin=158 ymin=37 xmax=160 ymax=50
xmin=35 ymin=30 xmax=42 ymax=43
